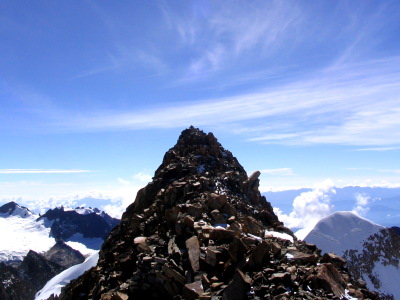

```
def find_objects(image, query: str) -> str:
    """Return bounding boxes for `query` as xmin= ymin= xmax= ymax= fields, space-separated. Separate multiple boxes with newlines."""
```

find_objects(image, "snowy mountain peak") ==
xmin=302 ymin=211 xmax=400 ymax=299
xmin=307 ymin=211 xmax=383 ymax=251
xmin=53 ymin=205 xmax=112 ymax=219
xmin=77 ymin=206 xmax=100 ymax=215
xmin=0 ymin=201 xmax=32 ymax=218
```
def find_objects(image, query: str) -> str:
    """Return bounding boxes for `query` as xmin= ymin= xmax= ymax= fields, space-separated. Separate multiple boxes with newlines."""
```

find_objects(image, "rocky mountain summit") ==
xmin=58 ymin=127 xmax=379 ymax=300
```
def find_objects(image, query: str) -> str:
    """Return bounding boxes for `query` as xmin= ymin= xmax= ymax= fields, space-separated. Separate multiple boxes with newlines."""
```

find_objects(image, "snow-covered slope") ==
xmin=302 ymin=211 xmax=383 ymax=255
xmin=0 ymin=203 xmax=55 ymax=261
xmin=35 ymin=251 xmax=99 ymax=300
xmin=300 ymin=211 xmax=400 ymax=299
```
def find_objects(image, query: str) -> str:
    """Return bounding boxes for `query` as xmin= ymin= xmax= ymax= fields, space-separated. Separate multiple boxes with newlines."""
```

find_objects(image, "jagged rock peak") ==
xmin=173 ymin=126 xmax=229 ymax=161
xmin=176 ymin=126 xmax=218 ymax=148
xmin=155 ymin=126 xmax=246 ymax=180
xmin=131 ymin=127 xmax=279 ymax=229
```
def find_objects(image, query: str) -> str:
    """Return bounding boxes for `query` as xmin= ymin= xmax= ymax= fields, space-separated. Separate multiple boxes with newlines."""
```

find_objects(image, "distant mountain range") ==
xmin=38 ymin=206 xmax=119 ymax=241
xmin=264 ymin=186 xmax=400 ymax=227
xmin=0 ymin=201 xmax=119 ymax=300
xmin=300 ymin=211 xmax=400 ymax=300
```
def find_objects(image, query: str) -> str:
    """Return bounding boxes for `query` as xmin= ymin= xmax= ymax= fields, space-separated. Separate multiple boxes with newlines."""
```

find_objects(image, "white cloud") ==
xmin=0 ymin=186 xmax=140 ymax=219
xmin=160 ymin=1 xmax=302 ymax=78
xmin=117 ymin=178 xmax=131 ymax=186
xmin=274 ymin=179 xmax=335 ymax=229
xmin=0 ymin=170 xmax=154 ymax=219
xmin=260 ymin=168 xmax=293 ymax=176
xmin=249 ymin=134 xmax=302 ymax=142
xmin=4 ymin=1 xmax=400 ymax=151
xmin=0 ymin=169 xmax=92 ymax=174
xmin=352 ymin=193 xmax=371 ymax=216
xmin=356 ymin=147 xmax=400 ymax=152
xmin=133 ymin=172 xmax=152 ymax=183
xmin=51 ymin=55 xmax=400 ymax=148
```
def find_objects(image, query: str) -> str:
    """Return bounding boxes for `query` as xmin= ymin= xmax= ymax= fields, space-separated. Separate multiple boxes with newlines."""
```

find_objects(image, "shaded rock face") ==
xmin=391 ymin=226 xmax=400 ymax=236
xmin=39 ymin=207 xmax=119 ymax=240
xmin=44 ymin=241 xmax=85 ymax=269
xmin=0 ymin=242 xmax=85 ymax=300
xmin=0 ymin=201 xmax=19 ymax=214
xmin=59 ymin=127 xmax=379 ymax=300
xmin=19 ymin=250 xmax=65 ymax=290
xmin=0 ymin=262 xmax=36 ymax=300
xmin=0 ymin=250 xmax=67 ymax=300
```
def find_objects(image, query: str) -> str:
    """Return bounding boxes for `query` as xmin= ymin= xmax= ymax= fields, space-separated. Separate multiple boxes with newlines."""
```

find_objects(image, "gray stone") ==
xmin=186 ymin=236 xmax=200 ymax=272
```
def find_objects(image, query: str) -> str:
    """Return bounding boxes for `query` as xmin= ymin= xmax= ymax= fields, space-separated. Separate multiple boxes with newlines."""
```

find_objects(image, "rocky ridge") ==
xmin=58 ymin=127 xmax=379 ymax=300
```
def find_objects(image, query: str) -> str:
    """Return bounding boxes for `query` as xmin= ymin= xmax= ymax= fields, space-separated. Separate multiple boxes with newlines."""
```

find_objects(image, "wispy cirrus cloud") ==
xmin=260 ymin=168 xmax=294 ymax=176
xmin=356 ymin=147 xmax=400 ymax=152
xmin=54 ymin=55 xmax=400 ymax=147
xmin=0 ymin=169 xmax=92 ymax=174
xmin=5 ymin=2 xmax=400 ymax=150
xmin=161 ymin=1 xmax=302 ymax=79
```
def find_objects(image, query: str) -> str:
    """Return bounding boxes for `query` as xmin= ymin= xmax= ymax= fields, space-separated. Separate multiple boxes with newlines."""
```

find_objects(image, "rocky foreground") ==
xmin=57 ymin=127 xmax=379 ymax=300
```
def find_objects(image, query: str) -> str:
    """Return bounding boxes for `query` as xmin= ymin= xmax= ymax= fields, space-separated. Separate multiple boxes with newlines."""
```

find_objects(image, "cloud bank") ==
xmin=274 ymin=179 xmax=335 ymax=230
xmin=0 ymin=171 xmax=153 ymax=219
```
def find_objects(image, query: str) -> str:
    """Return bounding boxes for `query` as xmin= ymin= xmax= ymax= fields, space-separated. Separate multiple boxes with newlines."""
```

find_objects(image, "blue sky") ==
xmin=1 ymin=1 xmax=400 ymax=216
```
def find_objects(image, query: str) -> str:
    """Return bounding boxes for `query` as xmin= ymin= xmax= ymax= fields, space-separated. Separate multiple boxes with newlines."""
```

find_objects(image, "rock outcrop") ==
xmin=44 ymin=241 xmax=85 ymax=269
xmin=58 ymin=127 xmax=379 ymax=300
xmin=19 ymin=250 xmax=66 ymax=291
